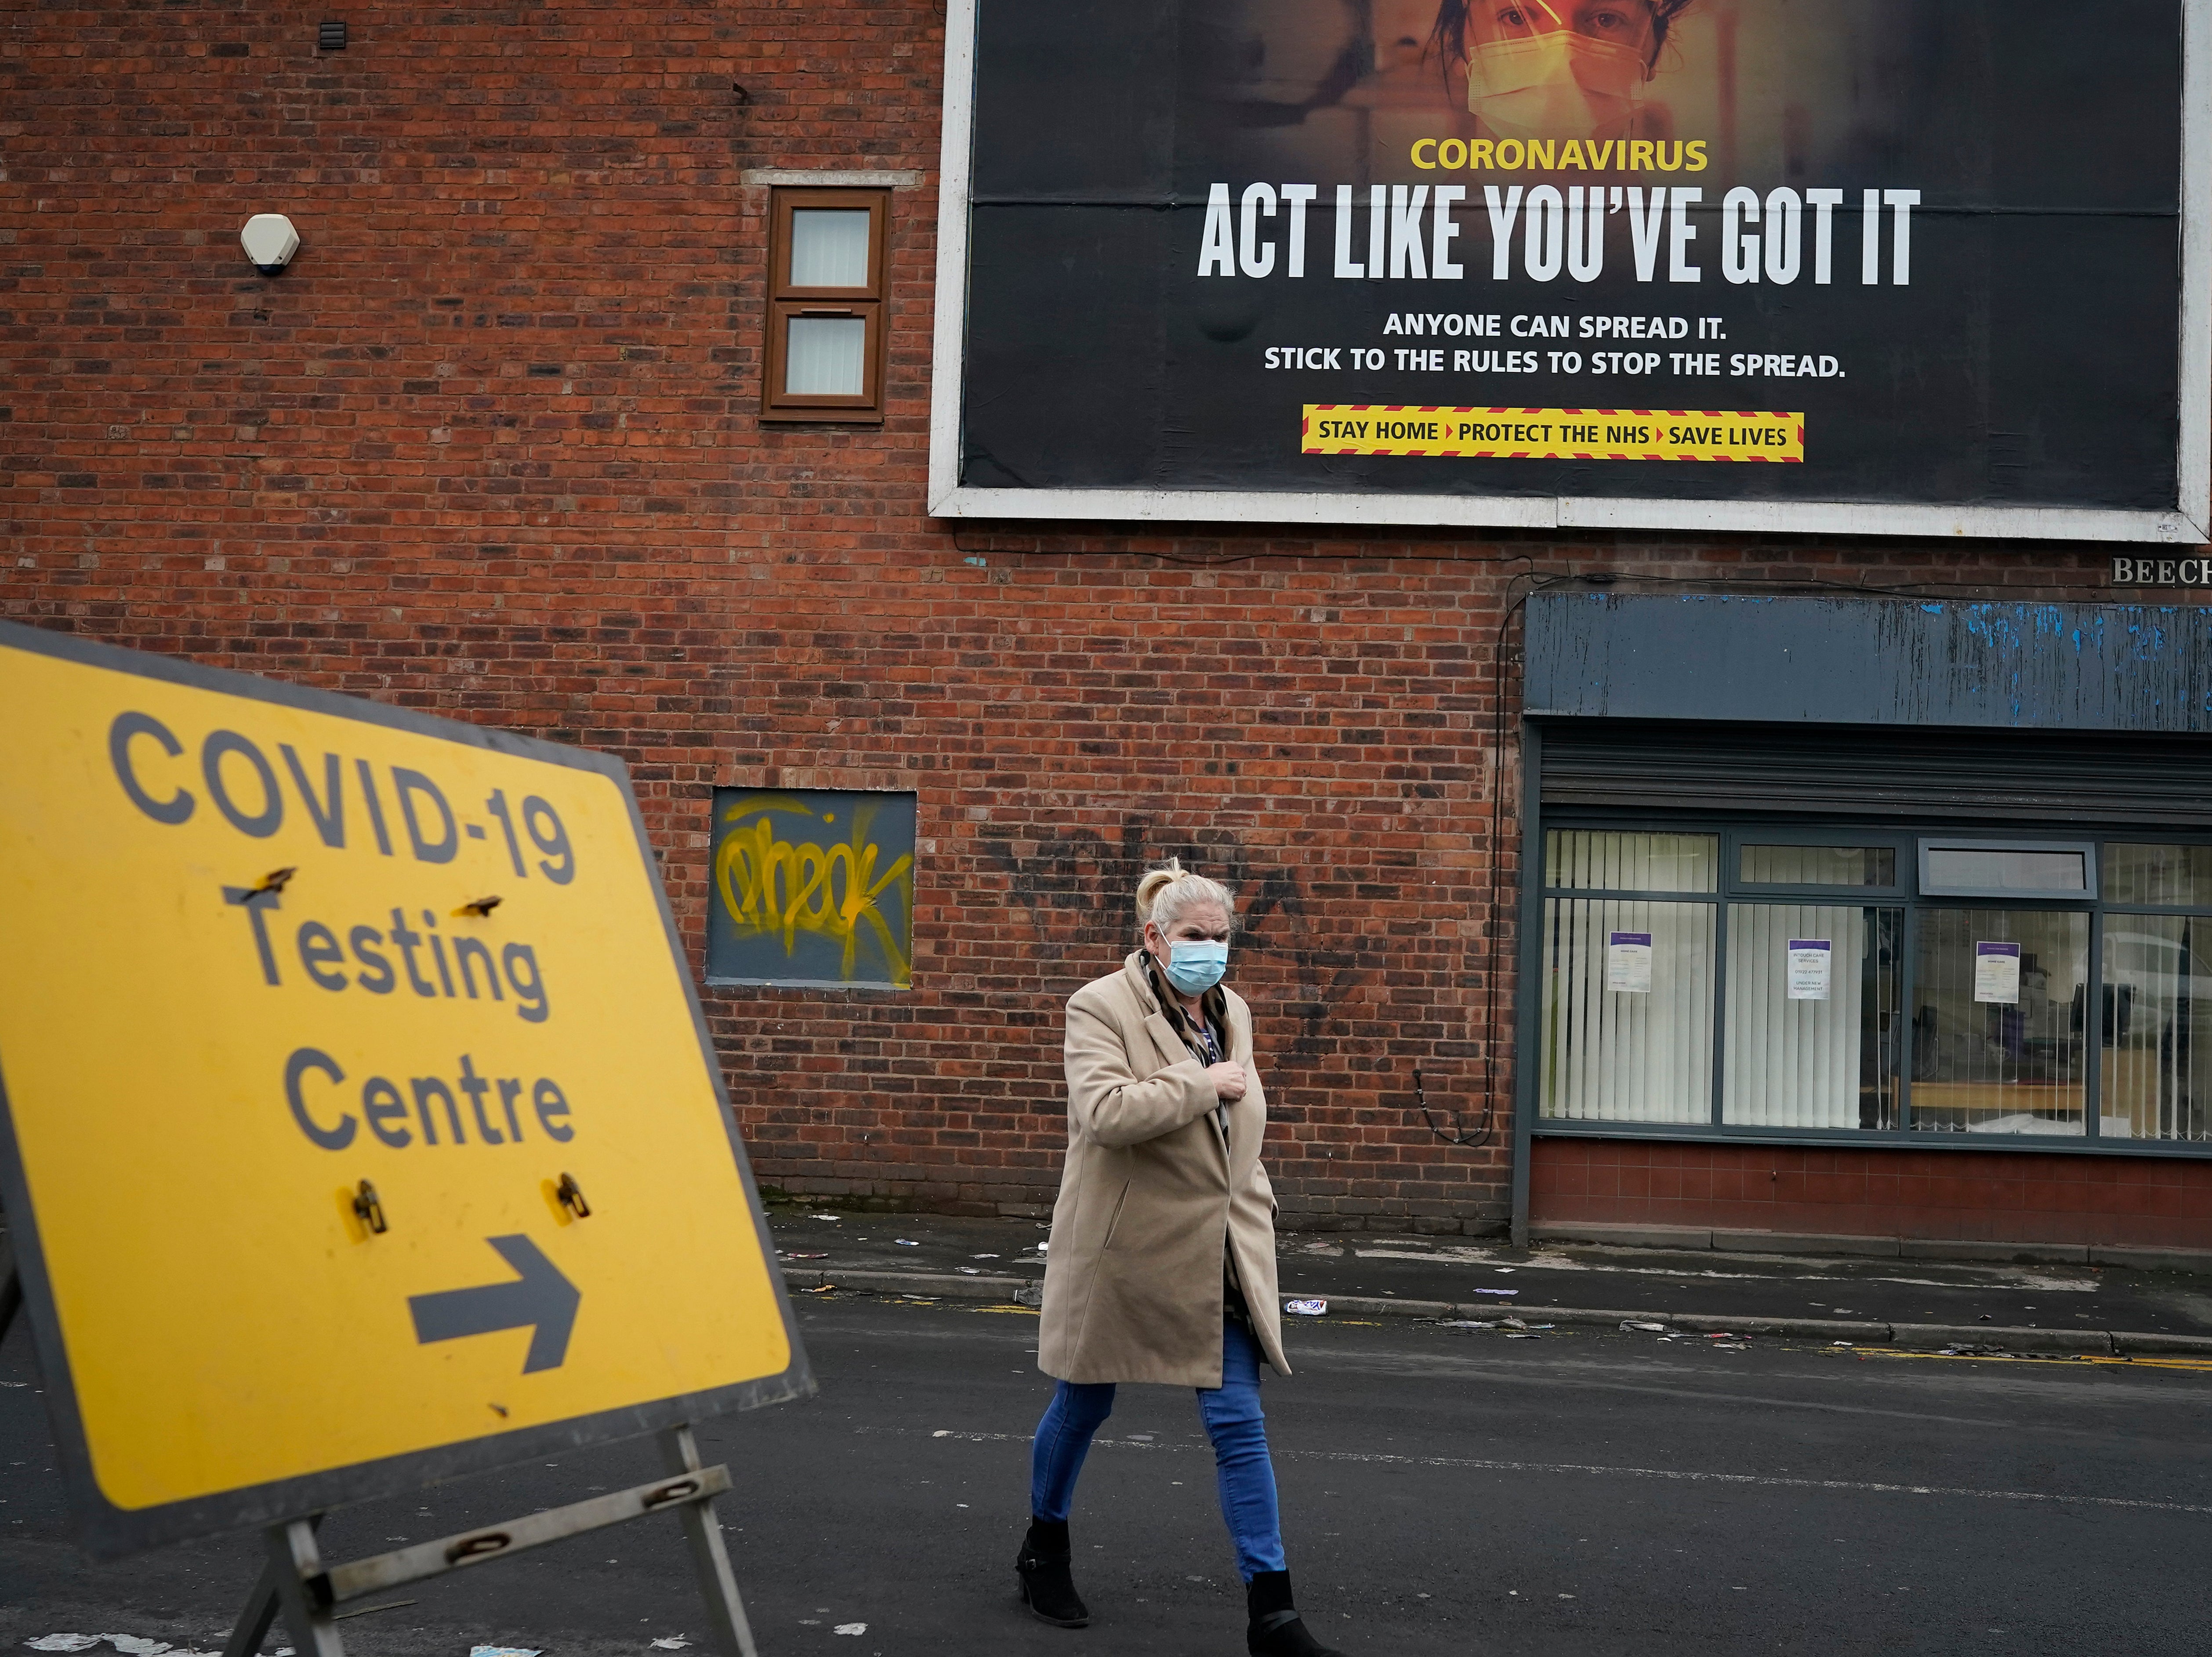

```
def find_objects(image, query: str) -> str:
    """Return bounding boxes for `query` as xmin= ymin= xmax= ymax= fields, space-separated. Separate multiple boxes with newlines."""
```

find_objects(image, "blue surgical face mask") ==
xmin=1164 ymin=938 xmax=1229 ymax=995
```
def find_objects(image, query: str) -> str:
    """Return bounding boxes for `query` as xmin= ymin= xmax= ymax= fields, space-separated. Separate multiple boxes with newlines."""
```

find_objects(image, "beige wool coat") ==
xmin=1037 ymin=952 xmax=1289 ymax=1387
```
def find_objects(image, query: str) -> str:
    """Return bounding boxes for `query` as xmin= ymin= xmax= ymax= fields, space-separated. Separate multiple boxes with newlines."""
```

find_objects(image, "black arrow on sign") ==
xmin=408 ymin=1235 xmax=580 ymax=1373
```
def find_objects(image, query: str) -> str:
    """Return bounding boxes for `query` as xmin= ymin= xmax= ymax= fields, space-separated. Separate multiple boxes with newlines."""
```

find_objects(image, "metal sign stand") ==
xmin=0 ymin=1251 xmax=756 ymax=1657
xmin=217 ymin=1425 xmax=757 ymax=1657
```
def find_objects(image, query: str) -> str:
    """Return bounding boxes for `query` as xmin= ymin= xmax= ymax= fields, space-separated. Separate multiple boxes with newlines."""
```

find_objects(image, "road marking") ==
xmin=871 ymin=1428 xmax=2212 ymax=1517
xmin=1847 ymin=1349 xmax=2212 ymax=1375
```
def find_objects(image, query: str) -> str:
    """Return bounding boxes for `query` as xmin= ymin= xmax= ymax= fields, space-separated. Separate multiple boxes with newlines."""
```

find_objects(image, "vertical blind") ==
xmin=2102 ymin=913 xmax=2212 ymax=1140
xmin=1722 ymin=904 xmax=1899 ymax=1130
xmin=1541 ymin=897 xmax=1715 ymax=1123
xmin=788 ymin=209 xmax=872 ymax=286
xmin=783 ymin=315 xmax=868 ymax=395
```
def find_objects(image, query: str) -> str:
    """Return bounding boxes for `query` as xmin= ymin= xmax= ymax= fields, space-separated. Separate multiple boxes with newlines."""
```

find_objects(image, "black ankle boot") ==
xmin=1246 ymin=1570 xmax=1348 ymax=1656
xmin=1015 ymin=1517 xmax=1090 ymax=1628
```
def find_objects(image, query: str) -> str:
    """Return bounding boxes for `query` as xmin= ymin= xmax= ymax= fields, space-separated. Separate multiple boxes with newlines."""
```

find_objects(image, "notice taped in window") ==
xmin=1606 ymin=931 xmax=1653 ymax=994
xmin=1787 ymin=939 xmax=1832 ymax=1001
xmin=1974 ymin=941 xmax=2022 ymax=1003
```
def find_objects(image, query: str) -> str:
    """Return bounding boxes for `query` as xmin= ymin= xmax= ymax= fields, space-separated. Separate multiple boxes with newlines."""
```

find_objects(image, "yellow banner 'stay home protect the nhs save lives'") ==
xmin=1301 ymin=405 xmax=1805 ymax=462
xmin=0 ymin=619 xmax=808 ymax=1559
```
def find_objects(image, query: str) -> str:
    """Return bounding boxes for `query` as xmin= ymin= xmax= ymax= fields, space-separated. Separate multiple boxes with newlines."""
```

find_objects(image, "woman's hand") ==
xmin=1206 ymin=1060 xmax=1249 ymax=1103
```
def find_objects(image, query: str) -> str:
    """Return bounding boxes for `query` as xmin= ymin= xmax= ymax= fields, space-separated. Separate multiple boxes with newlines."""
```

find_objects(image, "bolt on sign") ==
xmin=0 ymin=620 xmax=809 ymax=1559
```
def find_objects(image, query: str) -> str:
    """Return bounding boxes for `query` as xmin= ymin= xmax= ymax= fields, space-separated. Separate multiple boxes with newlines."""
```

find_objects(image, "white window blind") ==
xmin=788 ymin=209 xmax=872 ymax=287
xmin=783 ymin=315 xmax=867 ymax=395
xmin=1723 ymin=904 xmax=1899 ymax=1129
xmin=1541 ymin=897 xmax=1715 ymax=1122
xmin=2101 ymin=913 xmax=2212 ymax=1140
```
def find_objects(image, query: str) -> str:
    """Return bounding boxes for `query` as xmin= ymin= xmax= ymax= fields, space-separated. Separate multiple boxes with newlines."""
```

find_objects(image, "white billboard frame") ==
xmin=927 ymin=0 xmax=2212 ymax=545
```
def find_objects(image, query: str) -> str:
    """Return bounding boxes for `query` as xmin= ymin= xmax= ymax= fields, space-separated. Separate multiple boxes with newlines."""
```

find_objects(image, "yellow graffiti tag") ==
xmin=713 ymin=796 xmax=914 ymax=985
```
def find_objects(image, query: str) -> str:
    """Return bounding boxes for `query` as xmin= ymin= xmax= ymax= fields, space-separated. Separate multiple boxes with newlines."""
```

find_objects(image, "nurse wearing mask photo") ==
xmin=1431 ymin=0 xmax=1694 ymax=141
xmin=1012 ymin=860 xmax=1348 ymax=1656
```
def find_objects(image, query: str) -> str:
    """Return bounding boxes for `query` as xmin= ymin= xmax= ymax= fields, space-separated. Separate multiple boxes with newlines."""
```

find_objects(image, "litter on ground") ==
xmin=1620 ymin=1320 xmax=1670 ymax=1332
xmin=833 ymin=1624 xmax=868 ymax=1636
xmin=1284 ymin=1299 xmax=1328 ymax=1316
xmin=1470 ymin=1288 xmax=1519 ymax=1297
xmin=649 ymin=1640 xmax=692 ymax=1650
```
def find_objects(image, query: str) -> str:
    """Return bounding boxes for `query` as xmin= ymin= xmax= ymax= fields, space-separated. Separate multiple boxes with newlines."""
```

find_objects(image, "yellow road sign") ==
xmin=0 ymin=621 xmax=809 ymax=1558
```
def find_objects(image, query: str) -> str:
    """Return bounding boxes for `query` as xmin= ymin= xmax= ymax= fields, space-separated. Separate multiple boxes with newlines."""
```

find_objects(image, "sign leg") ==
xmin=219 ymin=1561 xmax=282 ymax=1657
xmin=660 ymin=1425 xmax=758 ymax=1657
xmin=264 ymin=1519 xmax=346 ymax=1657
xmin=225 ymin=1514 xmax=321 ymax=1657
xmin=0 ymin=1234 xmax=22 ymax=1346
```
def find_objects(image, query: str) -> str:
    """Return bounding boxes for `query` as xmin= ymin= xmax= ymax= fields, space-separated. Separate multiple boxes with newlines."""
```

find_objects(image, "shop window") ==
xmin=1723 ymin=905 xmax=1903 ymax=1130
xmin=2100 ymin=915 xmax=2212 ymax=1140
xmin=1539 ymin=832 xmax=1718 ymax=1123
xmin=2104 ymin=843 xmax=2212 ymax=907
xmin=1909 ymin=909 xmax=2088 ymax=1136
xmin=1739 ymin=843 xmax=1897 ymax=887
xmin=762 ymin=188 xmax=888 ymax=422
xmin=1918 ymin=839 xmax=2095 ymax=899
xmin=1534 ymin=824 xmax=2212 ymax=1148
xmin=1545 ymin=829 xmax=1717 ymax=893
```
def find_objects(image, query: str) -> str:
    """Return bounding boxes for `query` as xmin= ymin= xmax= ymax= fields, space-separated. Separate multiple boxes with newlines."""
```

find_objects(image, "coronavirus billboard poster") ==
xmin=930 ymin=0 xmax=2210 ymax=542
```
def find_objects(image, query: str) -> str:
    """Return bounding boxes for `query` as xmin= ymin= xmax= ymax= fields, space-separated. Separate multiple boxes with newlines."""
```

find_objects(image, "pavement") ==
xmin=764 ymin=1208 xmax=2212 ymax=1355
xmin=7 ymin=1276 xmax=2212 ymax=1657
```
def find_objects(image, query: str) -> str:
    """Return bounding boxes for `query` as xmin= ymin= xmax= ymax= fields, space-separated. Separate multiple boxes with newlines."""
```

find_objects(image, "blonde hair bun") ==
xmin=1135 ymin=857 xmax=1239 ymax=937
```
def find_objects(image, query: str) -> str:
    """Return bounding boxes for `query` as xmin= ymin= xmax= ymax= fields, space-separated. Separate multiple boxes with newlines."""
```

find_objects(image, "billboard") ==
xmin=931 ymin=0 xmax=2211 ymax=543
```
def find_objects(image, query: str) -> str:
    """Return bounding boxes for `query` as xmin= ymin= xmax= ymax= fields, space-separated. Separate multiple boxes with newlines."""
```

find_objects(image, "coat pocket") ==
xmin=1099 ymin=1179 xmax=1133 ymax=1251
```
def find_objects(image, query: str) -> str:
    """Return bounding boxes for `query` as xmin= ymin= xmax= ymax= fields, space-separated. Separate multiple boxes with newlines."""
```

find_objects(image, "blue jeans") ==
xmin=1030 ymin=1320 xmax=1286 ymax=1581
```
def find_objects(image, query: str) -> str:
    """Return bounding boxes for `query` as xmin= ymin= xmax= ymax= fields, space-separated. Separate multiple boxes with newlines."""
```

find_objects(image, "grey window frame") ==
xmin=1917 ymin=837 xmax=2099 ymax=901
xmin=1523 ymin=816 xmax=2212 ymax=1160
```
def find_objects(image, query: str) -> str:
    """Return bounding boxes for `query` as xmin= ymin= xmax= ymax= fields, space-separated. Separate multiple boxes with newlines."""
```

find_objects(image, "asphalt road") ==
xmin=5 ymin=1296 xmax=2212 ymax=1657
xmin=763 ymin=1211 xmax=2212 ymax=1339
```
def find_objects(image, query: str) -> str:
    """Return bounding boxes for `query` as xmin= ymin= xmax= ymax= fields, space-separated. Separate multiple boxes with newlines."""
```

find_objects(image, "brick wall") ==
xmin=0 ymin=3 xmax=2156 ymax=1234
xmin=1530 ymin=1138 xmax=2212 ymax=1251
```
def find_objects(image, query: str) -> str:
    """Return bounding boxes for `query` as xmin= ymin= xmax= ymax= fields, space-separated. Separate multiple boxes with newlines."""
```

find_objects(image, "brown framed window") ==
xmin=762 ymin=188 xmax=888 ymax=422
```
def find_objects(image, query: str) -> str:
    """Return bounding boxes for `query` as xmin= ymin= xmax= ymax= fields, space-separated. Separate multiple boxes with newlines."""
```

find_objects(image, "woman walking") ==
xmin=1015 ymin=861 xmax=1348 ymax=1656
